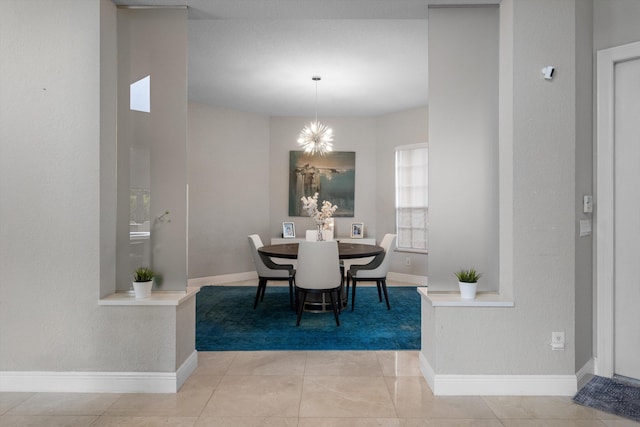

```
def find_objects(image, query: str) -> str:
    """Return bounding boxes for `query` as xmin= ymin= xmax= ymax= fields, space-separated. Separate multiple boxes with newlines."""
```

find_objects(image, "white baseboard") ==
xmin=576 ymin=358 xmax=595 ymax=390
xmin=190 ymin=272 xmax=427 ymax=287
xmin=419 ymin=352 xmax=577 ymax=396
xmin=387 ymin=272 xmax=427 ymax=286
xmin=188 ymin=272 xmax=257 ymax=288
xmin=0 ymin=350 xmax=199 ymax=394
xmin=176 ymin=350 xmax=198 ymax=391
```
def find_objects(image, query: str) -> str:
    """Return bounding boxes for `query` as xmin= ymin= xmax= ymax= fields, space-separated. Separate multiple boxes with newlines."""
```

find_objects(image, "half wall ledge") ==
xmin=99 ymin=286 xmax=199 ymax=306
xmin=418 ymin=287 xmax=514 ymax=307
xmin=417 ymin=288 xmax=576 ymax=396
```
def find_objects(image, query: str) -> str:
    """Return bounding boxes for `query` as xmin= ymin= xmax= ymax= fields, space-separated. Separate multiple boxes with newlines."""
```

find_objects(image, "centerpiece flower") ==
xmin=301 ymin=192 xmax=338 ymax=241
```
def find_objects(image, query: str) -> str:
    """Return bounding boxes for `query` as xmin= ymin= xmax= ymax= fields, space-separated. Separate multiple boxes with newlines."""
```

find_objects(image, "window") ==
xmin=395 ymin=143 xmax=428 ymax=252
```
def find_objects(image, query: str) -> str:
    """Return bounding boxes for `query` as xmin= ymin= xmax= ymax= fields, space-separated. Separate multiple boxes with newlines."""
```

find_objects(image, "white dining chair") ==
xmin=295 ymin=240 xmax=343 ymax=326
xmin=346 ymin=234 xmax=396 ymax=311
xmin=248 ymin=234 xmax=296 ymax=309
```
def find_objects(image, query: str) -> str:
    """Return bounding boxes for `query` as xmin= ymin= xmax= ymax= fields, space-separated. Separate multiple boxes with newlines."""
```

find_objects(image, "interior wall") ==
xmin=425 ymin=0 xmax=578 ymax=375
xmin=187 ymin=103 xmax=271 ymax=278
xmin=0 ymin=0 xmax=181 ymax=373
xmin=100 ymin=0 xmax=118 ymax=299
xmin=574 ymin=0 xmax=594 ymax=373
xmin=116 ymin=7 xmax=188 ymax=291
xmin=376 ymin=107 xmax=429 ymax=277
xmin=508 ymin=0 xmax=577 ymax=374
xmin=427 ymin=6 xmax=499 ymax=291
xmin=0 ymin=0 xmax=101 ymax=371
xmin=593 ymin=0 xmax=640 ymax=51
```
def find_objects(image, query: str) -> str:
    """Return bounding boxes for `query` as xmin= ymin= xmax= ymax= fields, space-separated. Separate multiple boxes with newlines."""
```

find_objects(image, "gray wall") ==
xmin=116 ymin=7 xmax=188 ymax=292
xmin=187 ymin=103 xmax=271 ymax=278
xmin=593 ymin=0 xmax=640 ymax=51
xmin=425 ymin=0 xmax=578 ymax=375
xmin=574 ymin=0 xmax=594 ymax=374
xmin=428 ymin=6 xmax=499 ymax=291
xmin=187 ymin=107 xmax=429 ymax=280
xmin=376 ymin=108 xmax=429 ymax=276
xmin=0 ymin=0 xmax=190 ymax=374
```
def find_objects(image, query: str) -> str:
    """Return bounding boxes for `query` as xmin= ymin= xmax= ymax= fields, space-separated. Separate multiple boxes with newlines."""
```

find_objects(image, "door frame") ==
xmin=596 ymin=40 xmax=640 ymax=378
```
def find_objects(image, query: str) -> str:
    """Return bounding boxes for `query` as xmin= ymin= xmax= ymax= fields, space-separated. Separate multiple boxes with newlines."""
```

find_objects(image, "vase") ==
xmin=458 ymin=281 xmax=478 ymax=299
xmin=133 ymin=280 xmax=153 ymax=299
xmin=316 ymin=223 xmax=325 ymax=241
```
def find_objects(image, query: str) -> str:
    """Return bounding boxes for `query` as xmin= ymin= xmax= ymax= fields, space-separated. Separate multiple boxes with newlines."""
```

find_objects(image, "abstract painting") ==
xmin=289 ymin=151 xmax=355 ymax=217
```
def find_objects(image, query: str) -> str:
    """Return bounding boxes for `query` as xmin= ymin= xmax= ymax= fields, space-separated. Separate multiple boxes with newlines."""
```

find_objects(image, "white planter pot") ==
xmin=458 ymin=281 xmax=478 ymax=299
xmin=132 ymin=281 xmax=153 ymax=299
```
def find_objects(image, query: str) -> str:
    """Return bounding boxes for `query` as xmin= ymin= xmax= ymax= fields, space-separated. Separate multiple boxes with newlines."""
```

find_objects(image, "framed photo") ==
xmin=282 ymin=222 xmax=296 ymax=238
xmin=350 ymin=222 xmax=364 ymax=238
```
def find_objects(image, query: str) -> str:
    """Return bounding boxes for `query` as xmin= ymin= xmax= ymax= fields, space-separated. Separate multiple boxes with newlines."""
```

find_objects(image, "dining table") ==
xmin=258 ymin=241 xmax=384 ymax=312
xmin=258 ymin=241 xmax=383 ymax=260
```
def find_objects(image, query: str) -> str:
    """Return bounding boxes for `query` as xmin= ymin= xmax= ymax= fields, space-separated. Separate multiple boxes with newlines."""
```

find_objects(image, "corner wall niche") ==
xmin=116 ymin=7 xmax=188 ymax=292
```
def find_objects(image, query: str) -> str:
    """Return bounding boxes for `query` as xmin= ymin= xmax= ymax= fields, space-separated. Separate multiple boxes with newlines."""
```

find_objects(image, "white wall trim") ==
xmin=188 ymin=271 xmax=257 ymax=287
xmin=419 ymin=352 xmax=576 ymax=396
xmin=595 ymin=40 xmax=640 ymax=379
xmin=0 ymin=351 xmax=199 ymax=394
xmin=387 ymin=272 xmax=428 ymax=286
xmin=189 ymin=271 xmax=426 ymax=287
xmin=419 ymin=351 xmax=436 ymax=391
xmin=176 ymin=350 xmax=198 ymax=391
xmin=576 ymin=358 xmax=595 ymax=390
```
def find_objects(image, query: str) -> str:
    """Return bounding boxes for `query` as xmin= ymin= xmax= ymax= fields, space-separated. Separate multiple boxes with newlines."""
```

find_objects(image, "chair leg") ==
xmin=260 ymin=280 xmax=267 ymax=301
xmin=351 ymin=279 xmax=357 ymax=311
xmin=328 ymin=290 xmax=340 ymax=326
xmin=296 ymin=290 xmax=307 ymax=326
xmin=288 ymin=277 xmax=295 ymax=310
xmin=376 ymin=280 xmax=383 ymax=302
xmin=254 ymin=279 xmax=266 ymax=309
xmin=381 ymin=278 xmax=390 ymax=310
xmin=345 ymin=273 xmax=350 ymax=306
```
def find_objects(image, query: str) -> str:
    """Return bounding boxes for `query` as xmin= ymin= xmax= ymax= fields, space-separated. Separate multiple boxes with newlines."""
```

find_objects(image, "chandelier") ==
xmin=297 ymin=76 xmax=334 ymax=156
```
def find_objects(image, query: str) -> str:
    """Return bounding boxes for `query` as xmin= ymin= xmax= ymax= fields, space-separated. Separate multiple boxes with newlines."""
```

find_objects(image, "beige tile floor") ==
xmin=1 ymin=350 xmax=637 ymax=427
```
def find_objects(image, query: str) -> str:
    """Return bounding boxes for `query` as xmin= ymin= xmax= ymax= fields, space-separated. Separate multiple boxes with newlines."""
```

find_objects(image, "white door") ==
xmin=597 ymin=41 xmax=640 ymax=380
xmin=613 ymin=56 xmax=640 ymax=381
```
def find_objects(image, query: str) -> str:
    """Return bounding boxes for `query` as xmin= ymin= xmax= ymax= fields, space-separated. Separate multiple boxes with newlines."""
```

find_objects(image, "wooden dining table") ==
xmin=258 ymin=241 xmax=384 ymax=260
xmin=258 ymin=242 xmax=384 ymax=312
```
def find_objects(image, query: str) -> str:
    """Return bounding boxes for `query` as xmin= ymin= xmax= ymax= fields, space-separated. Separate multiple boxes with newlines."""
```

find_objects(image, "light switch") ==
xmin=583 ymin=195 xmax=593 ymax=213
xmin=579 ymin=220 xmax=592 ymax=237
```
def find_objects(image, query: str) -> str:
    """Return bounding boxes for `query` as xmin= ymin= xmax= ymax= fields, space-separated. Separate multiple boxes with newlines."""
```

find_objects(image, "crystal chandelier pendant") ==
xmin=298 ymin=76 xmax=334 ymax=156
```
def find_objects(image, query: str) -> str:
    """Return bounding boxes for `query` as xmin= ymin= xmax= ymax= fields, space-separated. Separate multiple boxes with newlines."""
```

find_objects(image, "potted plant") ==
xmin=455 ymin=268 xmax=481 ymax=299
xmin=132 ymin=267 xmax=154 ymax=299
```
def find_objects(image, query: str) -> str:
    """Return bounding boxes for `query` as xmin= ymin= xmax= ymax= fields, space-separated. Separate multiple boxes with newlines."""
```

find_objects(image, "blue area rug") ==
xmin=196 ymin=285 xmax=421 ymax=351
xmin=573 ymin=375 xmax=640 ymax=422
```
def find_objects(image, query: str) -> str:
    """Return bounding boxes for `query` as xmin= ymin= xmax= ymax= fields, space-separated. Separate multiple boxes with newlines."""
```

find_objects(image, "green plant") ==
xmin=455 ymin=268 xmax=481 ymax=283
xmin=133 ymin=267 xmax=154 ymax=282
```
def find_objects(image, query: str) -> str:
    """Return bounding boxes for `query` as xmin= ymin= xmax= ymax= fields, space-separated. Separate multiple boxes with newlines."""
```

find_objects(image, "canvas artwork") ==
xmin=289 ymin=151 xmax=355 ymax=217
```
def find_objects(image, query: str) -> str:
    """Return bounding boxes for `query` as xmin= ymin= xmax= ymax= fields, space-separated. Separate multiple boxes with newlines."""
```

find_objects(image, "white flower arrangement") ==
xmin=301 ymin=192 xmax=338 ymax=225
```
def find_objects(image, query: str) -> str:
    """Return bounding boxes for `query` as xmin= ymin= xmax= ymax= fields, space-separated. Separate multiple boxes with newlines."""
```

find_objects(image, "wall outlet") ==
xmin=551 ymin=331 xmax=565 ymax=350
xmin=405 ymin=257 xmax=411 ymax=266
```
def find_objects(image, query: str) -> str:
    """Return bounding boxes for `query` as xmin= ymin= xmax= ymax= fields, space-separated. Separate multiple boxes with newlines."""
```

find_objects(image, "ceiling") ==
xmin=113 ymin=0 xmax=430 ymax=117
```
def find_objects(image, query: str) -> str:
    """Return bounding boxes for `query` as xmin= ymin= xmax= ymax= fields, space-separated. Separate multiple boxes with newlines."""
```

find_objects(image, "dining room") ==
xmin=183 ymin=21 xmax=430 ymax=293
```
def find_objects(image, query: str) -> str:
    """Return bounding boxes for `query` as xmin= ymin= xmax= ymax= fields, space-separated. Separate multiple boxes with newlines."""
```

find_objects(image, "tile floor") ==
xmin=1 ymin=350 xmax=637 ymax=426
